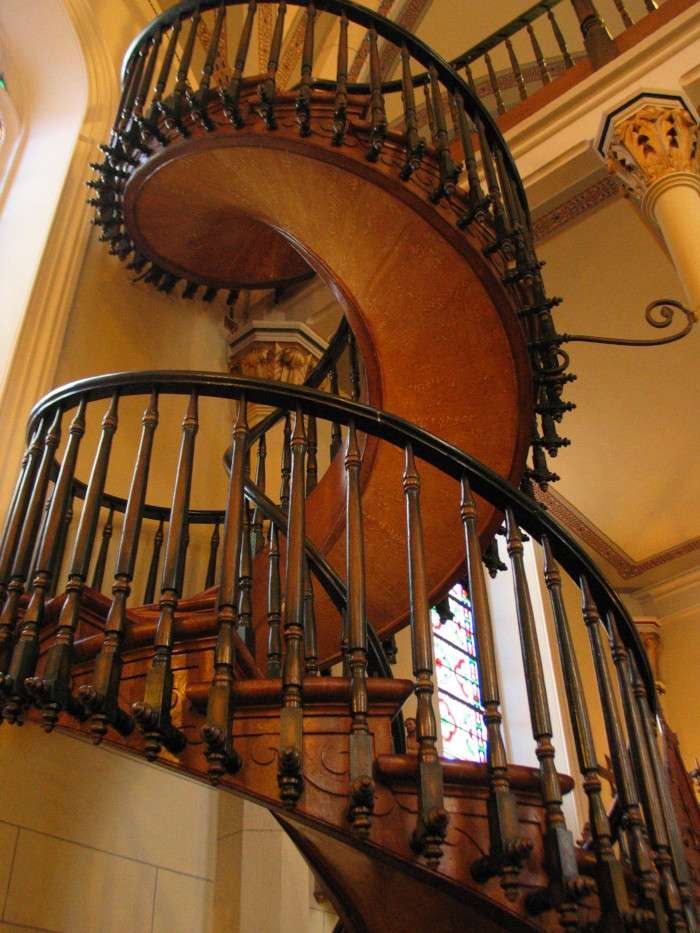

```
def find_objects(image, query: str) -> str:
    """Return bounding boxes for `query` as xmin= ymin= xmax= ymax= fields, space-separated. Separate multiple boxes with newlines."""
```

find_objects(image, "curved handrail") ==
xmin=27 ymin=369 xmax=655 ymax=705
xmin=118 ymin=0 xmax=527 ymax=212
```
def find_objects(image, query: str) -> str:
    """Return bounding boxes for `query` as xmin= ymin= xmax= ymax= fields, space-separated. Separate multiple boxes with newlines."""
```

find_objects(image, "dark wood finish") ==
xmin=133 ymin=392 xmax=198 ymax=759
xmin=91 ymin=507 xmax=114 ymax=592
xmin=82 ymin=392 xmax=159 ymax=742
xmin=203 ymin=397 xmax=248 ymax=782
xmin=608 ymin=617 xmax=686 ymax=929
xmin=266 ymin=521 xmax=282 ymax=677
xmin=0 ymin=411 xmax=59 ymax=676
xmin=462 ymin=479 xmax=530 ymax=898
xmin=580 ymin=577 xmax=669 ymax=930
xmin=505 ymin=512 xmax=585 ymax=926
xmin=403 ymin=445 xmax=446 ymax=868
xmin=31 ymin=396 xmax=119 ymax=732
xmin=279 ymin=407 xmax=306 ymax=806
xmin=541 ymin=537 xmax=630 ymax=926
xmin=345 ymin=423 xmax=373 ymax=837
xmin=2 ymin=403 xmax=83 ymax=723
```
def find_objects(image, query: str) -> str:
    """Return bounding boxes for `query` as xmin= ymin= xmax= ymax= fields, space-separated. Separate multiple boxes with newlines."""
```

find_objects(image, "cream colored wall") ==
xmin=0 ymin=724 xmax=339 ymax=933
xmin=659 ymin=617 xmax=700 ymax=771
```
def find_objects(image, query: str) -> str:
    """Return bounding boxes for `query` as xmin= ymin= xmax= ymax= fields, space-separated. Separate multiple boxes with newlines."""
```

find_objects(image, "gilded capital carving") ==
xmin=228 ymin=340 xmax=316 ymax=385
xmin=606 ymin=103 xmax=700 ymax=203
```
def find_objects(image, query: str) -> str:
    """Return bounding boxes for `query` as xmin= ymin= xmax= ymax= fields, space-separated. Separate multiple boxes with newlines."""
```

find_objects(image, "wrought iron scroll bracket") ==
xmin=561 ymin=300 xmax=697 ymax=351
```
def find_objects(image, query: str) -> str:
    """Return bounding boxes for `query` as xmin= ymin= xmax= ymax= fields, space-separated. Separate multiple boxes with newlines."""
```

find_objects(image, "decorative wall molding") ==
xmin=0 ymin=0 xmax=121 ymax=522
xmin=532 ymin=175 xmax=621 ymax=241
xmin=535 ymin=486 xmax=700 ymax=579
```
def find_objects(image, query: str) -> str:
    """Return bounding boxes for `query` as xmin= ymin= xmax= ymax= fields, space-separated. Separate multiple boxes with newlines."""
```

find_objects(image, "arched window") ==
xmin=431 ymin=582 xmax=487 ymax=762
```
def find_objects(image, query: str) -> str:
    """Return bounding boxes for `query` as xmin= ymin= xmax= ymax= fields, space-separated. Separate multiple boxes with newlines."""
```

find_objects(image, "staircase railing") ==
xmin=92 ymin=0 xmax=575 ymax=489
xmin=0 ymin=371 xmax=695 ymax=929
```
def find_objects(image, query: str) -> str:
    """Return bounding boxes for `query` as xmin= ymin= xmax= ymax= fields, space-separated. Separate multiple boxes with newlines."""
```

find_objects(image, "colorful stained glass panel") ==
xmin=431 ymin=582 xmax=486 ymax=763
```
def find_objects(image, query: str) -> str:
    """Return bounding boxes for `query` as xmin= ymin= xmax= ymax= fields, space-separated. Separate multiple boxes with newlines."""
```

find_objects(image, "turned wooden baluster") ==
xmin=149 ymin=19 xmax=182 ymax=136
xmin=203 ymin=397 xmax=248 ymax=783
xmin=0 ymin=413 xmax=58 ymax=679
xmin=258 ymin=0 xmax=286 ymax=130
xmin=296 ymin=0 xmax=315 ymax=137
xmin=345 ymin=422 xmax=374 ymax=837
xmin=306 ymin=415 xmax=318 ymax=493
xmin=280 ymin=412 xmax=292 ymax=512
xmin=143 ymin=519 xmax=164 ymax=604
xmin=628 ymin=658 xmax=698 ymax=931
xmin=131 ymin=30 xmax=163 ymax=144
xmin=328 ymin=366 xmax=343 ymax=459
xmin=399 ymin=45 xmax=425 ymax=180
xmin=205 ymin=522 xmax=220 ymax=590
xmin=0 ymin=420 xmax=46 ymax=605
xmin=505 ymin=511 xmax=586 ymax=927
xmin=505 ymin=37 xmax=527 ymax=101
xmin=612 ymin=0 xmax=633 ymax=28
xmin=428 ymin=65 xmax=459 ymax=202
xmin=366 ymin=27 xmax=387 ymax=162
xmin=475 ymin=116 xmax=509 ymax=247
xmin=570 ymin=0 xmax=616 ymax=68
xmin=462 ymin=480 xmax=531 ymax=899
xmin=250 ymin=434 xmax=266 ymax=554
xmin=332 ymin=10 xmax=349 ymax=145
xmin=237 ymin=504 xmax=255 ymax=655
xmin=31 ymin=398 xmax=120 ymax=731
xmin=403 ymin=445 xmax=447 ymax=868
xmin=48 ymin=501 xmax=77 ymax=594
xmin=91 ymin=508 xmax=114 ymax=592
xmin=579 ymin=577 xmax=669 ymax=931
xmin=303 ymin=562 xmax=318 ymax=676
xmin=133 ymin=392 xmax=198 ymax=760
xmin=454 ymin=95 xmax=488 ymax=226
xmin=221 ymin=0 xmax=256 ymax=127
xmin=133 ymin=29 xmax=164 ymax=144
xmin=164 ymin=7 xmax=202 ymax=135
xmin=484 ymin=51 xmax=506 ymax=115
xmin=2 ymin=401 xmax=88 ymax=724
xmin=278 ymin=407 xmax=306 ymax=806
xmin=541 ymin=537 xmax=631 ymax=925
xmin=423 ymin=82 xmax=437 ymax=145
xmin=115 ymin=41 xmax=148 ymax=146
xmin=527 ymin=23 xmax=551 ymax=87
xmin=608 ymin=616 xmax=687 ymax=930
xmin=266 ymin=521 xmax=282 ymax=677
xmin=546 ymin=10 xmax=574 ymax=71
xmin=189 ymin=1 xmax=226 ymax=131
xmin=80 ymin=393 xmax=158 ymax=743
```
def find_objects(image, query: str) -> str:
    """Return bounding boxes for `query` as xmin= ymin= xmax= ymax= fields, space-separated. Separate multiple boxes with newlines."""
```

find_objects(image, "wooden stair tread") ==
xmin=186 ymin=675 xmax=413 ymax=716
xmin=376 ymin=753 xmax=575 ymax=795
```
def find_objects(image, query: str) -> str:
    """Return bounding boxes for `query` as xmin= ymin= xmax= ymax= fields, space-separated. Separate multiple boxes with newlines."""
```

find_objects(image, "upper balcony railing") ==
xmin=93 ymin=0 xmax=581 ymax=489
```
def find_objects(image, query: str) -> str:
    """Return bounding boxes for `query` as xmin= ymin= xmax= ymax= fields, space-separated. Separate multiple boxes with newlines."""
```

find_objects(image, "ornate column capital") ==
xmin=600 ymin=95 xmax=700 ymax=222
xmin=227 ymin=321 xmax=325 ymax=385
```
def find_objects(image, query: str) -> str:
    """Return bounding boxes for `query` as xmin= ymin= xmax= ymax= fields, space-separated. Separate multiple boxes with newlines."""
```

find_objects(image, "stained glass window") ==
xmin=431 ymin=582 xmax=487 ymax=763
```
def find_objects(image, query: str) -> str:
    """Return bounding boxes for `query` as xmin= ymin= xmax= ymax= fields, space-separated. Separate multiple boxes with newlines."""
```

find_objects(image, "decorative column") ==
xmin=227 ymin=321 xmax=326 ymax=424
xmin=602 ymin=96 xmax=700 ymax=312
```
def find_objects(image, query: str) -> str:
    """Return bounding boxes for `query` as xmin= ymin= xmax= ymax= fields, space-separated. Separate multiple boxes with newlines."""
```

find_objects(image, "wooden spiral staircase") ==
xmin=0 ymin=2 xmax=697 ymax=930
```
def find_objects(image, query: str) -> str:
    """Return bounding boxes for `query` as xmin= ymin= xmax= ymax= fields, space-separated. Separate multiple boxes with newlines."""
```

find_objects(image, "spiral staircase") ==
xmin=0 ymin=2 xmax=697 ymax=930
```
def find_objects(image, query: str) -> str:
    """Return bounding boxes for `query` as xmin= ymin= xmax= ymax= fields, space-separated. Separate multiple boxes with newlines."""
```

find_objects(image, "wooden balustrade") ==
xmin=0 ymin=372 xmax=692 ymax=931
xmin=90 ymin=0 xmax=581 ymax=490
